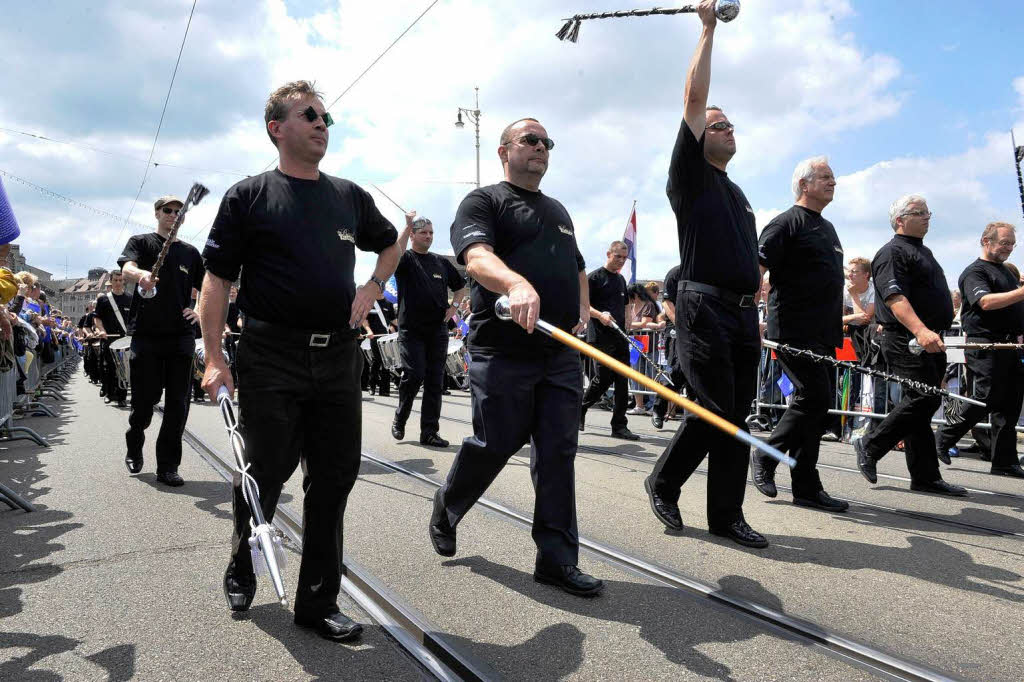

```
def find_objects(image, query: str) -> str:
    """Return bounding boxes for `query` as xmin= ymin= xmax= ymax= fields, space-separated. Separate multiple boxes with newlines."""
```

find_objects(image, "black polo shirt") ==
xmin=666 ymin=119 xmax=759 ymax=296
xmin=118 ymin=233 xmax=204 ymax=337
xmin=872 ymin=234 xmax=953 ymax=332
xmin=959 ymin=258 xmax=1024 ymax=338
xmin=758 ymin=205 xmax=844 ymax=348
xmin=450 ymin=181 xmax=585 ymax=354
xmin=94 ymin=291 xmax=132 ymax=336
xmin=368 ymin=299 xmax=396 ymax=335
xmin=394 ymin=250 xmax=466 ymax=333
xmin=586 ymin=266 xmax=627 ymax=344
xmin=203 ymin=169 xmax=397 ymax=331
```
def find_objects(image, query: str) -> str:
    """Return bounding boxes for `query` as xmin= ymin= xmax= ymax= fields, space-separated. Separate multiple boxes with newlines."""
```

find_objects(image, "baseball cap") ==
xmin=154 ymin=195 xmax=184 ymax=211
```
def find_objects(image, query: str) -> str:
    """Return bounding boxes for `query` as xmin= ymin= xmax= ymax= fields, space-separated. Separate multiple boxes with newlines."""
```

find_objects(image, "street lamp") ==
xmin=454 ymin=87 xmax=481 ymax=188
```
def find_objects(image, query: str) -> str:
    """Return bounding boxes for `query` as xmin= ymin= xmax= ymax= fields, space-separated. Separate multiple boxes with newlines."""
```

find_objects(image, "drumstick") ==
xmin=495 ymin=296 xmax=796 ymax=468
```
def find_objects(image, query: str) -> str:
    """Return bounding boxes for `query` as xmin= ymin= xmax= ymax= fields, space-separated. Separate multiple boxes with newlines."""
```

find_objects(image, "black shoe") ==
xmin=610 ymin=427 xmax=640 ymax=441
xmin=391 ymin=420 xmax=405 ymax=440
xmin=429 ymin=489 xmax=456 ymax=557
xmin=99 ymin=389 xmax=107 ymax=398
xmin=378 ymin=391 xmax=390 ymax=398
xmin=533 ymin=565 xmax=604 ymax=597
xmin=853 ymin=437 xmax=877 ymax=484
xmin=793 ymin=490 xmax=849 ymax=512
xmin=709 ymin=519 xmax=769 ymax=548
xmin=750 ymin=454 xmax=777 ymax=498
xmin=156 ymin=471 xmax=185 ymax=487
xmin=909 ymin=479 xmax=968 ymax=497
xmin=643 ymin=476 xmax=682 ymax=530
xmin=103 ymin=396 xmax=111 ymax=404
xmin=223 ymin=565 xmax=256 ymax=612
xmin=116 ymin=400 xmax=127 ymax=408
xmin=979 ymin=451 xmax=992 ymax=462
xmin=651 ymin=413 xmax=664 ymax=430
xmin=936 ymin=444 xmax=951 ymax=466
xmin=420 ymin=433 xmax=449 ymax=448
xmin=295 ymin=610 xmax=363 ymax=642
xmin=991 ymin=464 xmax=1024 ymax=479
xmin=125 ymin=454 xmax=143 ymax=474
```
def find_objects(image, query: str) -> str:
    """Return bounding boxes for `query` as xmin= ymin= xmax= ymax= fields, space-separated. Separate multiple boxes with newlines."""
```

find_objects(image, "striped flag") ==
xmin=620 ymin=202 xmax=637 ymax=285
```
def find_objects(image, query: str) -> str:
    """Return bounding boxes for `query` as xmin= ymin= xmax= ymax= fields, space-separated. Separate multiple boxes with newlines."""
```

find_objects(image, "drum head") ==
xmin=360 ymin=338 xmax=372 ymax=351
xmin=110 ymin=336 xmax=132 ymax=350
xmin=446 ymin=337 xmax=464 ymax=354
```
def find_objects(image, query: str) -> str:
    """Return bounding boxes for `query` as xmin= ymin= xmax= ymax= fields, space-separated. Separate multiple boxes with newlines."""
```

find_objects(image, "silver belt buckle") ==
xmin=309 ymin=333 xmax=331 ymax=348
xmin=738 ymin=294 xmax=754 ymax=308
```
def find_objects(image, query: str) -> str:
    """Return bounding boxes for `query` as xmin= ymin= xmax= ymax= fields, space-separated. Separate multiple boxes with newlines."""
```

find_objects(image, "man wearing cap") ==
xmin=118 ymin=194 xmax=205 ymax=486
xmin=391 ymin=210 xmax=467 ymax=447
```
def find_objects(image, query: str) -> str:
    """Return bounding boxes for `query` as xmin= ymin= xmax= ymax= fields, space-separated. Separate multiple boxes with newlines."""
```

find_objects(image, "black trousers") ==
xmin=581 ymin=337 xmax=629 ymax=429
xmin=649 ymin=291 xmax=759 ymax=528
xmin=395 ymin=327 xmax=448 ymax=436
xmin=935 ymin=340 xmax=1024 ymax=469
xmin=230 ymin=329 xmax=363 ymax=617
xmin=85 ymin=343 xmax=102 ymax=382
xmin=860 ymin=329 xmax=943 ymax=483
xmin=438 ymin=347 xmax=582 ymax=569
xmin=369 ymin=337 xmax=390 ymax=396
xmin=125 ymin=335 xmax=193 ymax=473
xmin=653 ymin=367 xmax=688 ymax=419
xmin=100 ymin=340 xmax=127 ymax=402
xmin=763 ymin=345 xmax=832 ymax=498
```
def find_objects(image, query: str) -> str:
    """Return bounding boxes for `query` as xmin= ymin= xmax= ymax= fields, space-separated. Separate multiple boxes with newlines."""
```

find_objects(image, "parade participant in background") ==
xmin=224 ymin=285 xmax=240 ymax=387
xmin=651 ymin=264 xmax=689 ymax=430
xmin=751 ymin=156 xmax=849 ymax=512
xmin=626 ymin=283 xmax=664 ymax=415
xmin=391 ymin=211 xmax=467 ymax=447
xmin=119 ymin=194 xmax=205 ymax=486
xmin=431 ymin=117 xmax=604 ymax=597
xmin=646 ymin=0 xmax=767 ymax=548
xmin=934 ymin=222 xmax=1024 ymax=478
xmin=854 ymin=195 xmax=967 ymax=496
xmin=200 ymin=80 xmax=400 ymax=642
xmin=93 ymin=270 xmax=131 ymax=407
xmin=580 ymin=240 xmax=639 ymax=440
xmin=361 ymin=287 xmax=396 ymax=396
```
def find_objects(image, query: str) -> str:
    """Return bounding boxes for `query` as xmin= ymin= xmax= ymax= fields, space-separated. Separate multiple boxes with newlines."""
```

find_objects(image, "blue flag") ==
xmin=383 ymin=275 xmax=398 ymax=304
xmin=777 ymin=372 xmax=794 ymax=397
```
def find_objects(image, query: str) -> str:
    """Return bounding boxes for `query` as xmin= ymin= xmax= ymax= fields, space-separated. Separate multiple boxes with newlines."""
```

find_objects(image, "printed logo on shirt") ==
xmin=205 ymin=239 xmax=220 ymax=249
xmin=886 ymin=278 xmax=900 ymax=292
xmin=178 ymin=264 xmax=189 ymax=275
xmin=972 ymin=286 xmax=989 ymax=296
xmin=432 ymin=273 xmax=443 ymax=280
xmin=745 ymin=205 xmax=755 ymax=214
xmin=833 ymin=245 xmax=843 ymax=254
xmin=460 ymin=224 xmax=486 ymax=238
xmin=558 ymin=224 xmax=573 ymax=236
xmin=337 ymin=230 xmax=355 ymax=243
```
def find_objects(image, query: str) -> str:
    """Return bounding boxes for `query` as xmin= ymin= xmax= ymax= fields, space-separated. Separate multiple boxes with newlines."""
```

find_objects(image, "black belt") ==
xmin=242 ymin=317 xmax=356 ymax=348
xmin=679 ymin=281 xmax=755 ymax=308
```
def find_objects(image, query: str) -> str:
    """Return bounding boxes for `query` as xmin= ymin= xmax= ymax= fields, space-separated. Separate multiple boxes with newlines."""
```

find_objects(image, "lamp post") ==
xmin=454 ymin=87 xmax=481 ymax=188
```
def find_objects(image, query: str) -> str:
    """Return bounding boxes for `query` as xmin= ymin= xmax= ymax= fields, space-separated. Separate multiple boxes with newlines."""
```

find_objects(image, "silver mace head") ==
xmin=494 ymin=295 xmax=512 ymax=320
xmin=716 ymin=0 xmax=741 ymax=22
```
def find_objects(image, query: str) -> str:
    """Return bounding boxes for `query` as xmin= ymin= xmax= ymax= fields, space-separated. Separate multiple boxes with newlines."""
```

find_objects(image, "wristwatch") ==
xmin=368 ymin=275 xmax=385 ymax=292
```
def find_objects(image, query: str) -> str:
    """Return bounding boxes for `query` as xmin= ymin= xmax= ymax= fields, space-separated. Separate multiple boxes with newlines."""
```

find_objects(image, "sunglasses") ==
xmin=160 ymin=207 xmax=181 ymax=215
xmin=507 ymin=133 xmax=555 ymax=151
xmin=301 ymin=105 xmax=334 ymax=128
xmin=706 ymin=121 xmax=735 ymax=132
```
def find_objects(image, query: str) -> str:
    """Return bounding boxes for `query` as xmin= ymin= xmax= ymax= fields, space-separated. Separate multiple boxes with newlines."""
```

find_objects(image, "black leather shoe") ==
xmin=709 ymin=519 xmax=769 ymax=548
xmin=750 ymin=454 xmax=777 ymax=498
xmin=853 ymin=437 xmax=877 ymax=484
xmin=429 ymin=489 xmax=456 ymax=557
xmin=979 ymin=451 xmax=992 ymax=462
xmin=156 ymin=471 xmax=185 ymax=487
xmin=910 ymin=479 xmax=968 ymax=497
xmin=391 ymin=420 xmax=405 ymax=440
xmin=533 ymin=565 xmax=604 ymax=597
xmin=295 ymin=610 xmax=363 ymax=642
xmin=103 ymin=396 xmax=111 ymax=404
xmin=223 ymin=566 xmax=256 ymax=612
xmin=793 ymin=490 xmax=849 ymax=512
xmin=991 ymin=464 xmax=1024 ymax=479
xmin=651 ymin=413 xmax=664 ymax=429
xmin=610 ymin=427 xmax=640 ymax=441
xmin=935 ymin=445 xmax=951 ymax=465
xmin=643 ymin=476 xmax=682 ymax=530
xmin=125 ymin=454 xmax=143 ymax=474
xmin=420 ymin=433 xmax=449 ymax=448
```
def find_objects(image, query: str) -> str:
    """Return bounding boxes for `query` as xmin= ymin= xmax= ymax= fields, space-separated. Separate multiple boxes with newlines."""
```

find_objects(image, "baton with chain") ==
xmin=909 ymin=338 xmax=1024 ymax=354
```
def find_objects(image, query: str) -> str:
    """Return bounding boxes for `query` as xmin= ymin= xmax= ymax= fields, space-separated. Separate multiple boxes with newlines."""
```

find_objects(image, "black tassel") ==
xmin=1016 ymin=145 xmax=1024 ymax=164
xmin=555 ymin=18 xmax=574 ymax=41
xmin=568 ymin=19 xmax=582 ymax=43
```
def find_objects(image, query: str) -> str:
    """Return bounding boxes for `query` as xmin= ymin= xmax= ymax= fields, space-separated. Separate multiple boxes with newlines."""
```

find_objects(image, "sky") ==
xmin=1 ymin=0 xmax=1023 ymax=289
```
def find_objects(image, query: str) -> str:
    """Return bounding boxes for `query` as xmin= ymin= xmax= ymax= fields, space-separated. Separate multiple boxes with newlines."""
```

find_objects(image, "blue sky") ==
xmin=1 ymin=0 xmax=1022 ymax=289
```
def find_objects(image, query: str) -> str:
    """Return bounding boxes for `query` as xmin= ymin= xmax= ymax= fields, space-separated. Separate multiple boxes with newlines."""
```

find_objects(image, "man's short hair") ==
xmin=411 ymin=217 xmax=433 ymax=233
xmin=706 ymin=105 xmax=723 ymax=114
xmin=499 ymin=118 xmax=540 ymax=145
xmin=264 ymin=80 xmax=324 ymax=147
xmin=608 ymin=240 xmax=628 ymax=253
xmin=791 ymin=155 xmax=829 ymax=201
xmin=888 ymin=194 xmax=927 ymax=231
xmin=847 ymin=257 xmax=870 ymax=275
xmin=981 ymin=221 xmax=1016 ymax=245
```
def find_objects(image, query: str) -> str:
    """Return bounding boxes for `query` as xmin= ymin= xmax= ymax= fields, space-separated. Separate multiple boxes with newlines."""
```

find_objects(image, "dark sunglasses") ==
xmin=508 ymin=133 xmax=555 ymax=151
xmin=301 ymin=105 xmax=334 ymax=127
xmin=706 ymin=121 xmax=735 ymax=132
xmin=160 ymin=207 xmax=181 ymax=215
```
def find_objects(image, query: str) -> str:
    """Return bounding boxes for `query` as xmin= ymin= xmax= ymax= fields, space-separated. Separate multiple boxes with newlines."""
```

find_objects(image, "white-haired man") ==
xmin=751 ymin=156 xmax=849 ymax=512
xmin=854 ymin=195 xmax=966 ymax=496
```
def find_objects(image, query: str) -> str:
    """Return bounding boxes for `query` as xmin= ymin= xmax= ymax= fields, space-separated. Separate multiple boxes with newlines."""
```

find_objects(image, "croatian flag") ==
xmin=383 ymin=275 xmax=398 ymax=304
xmin=620 ymin=203 xmax=637 ymax=285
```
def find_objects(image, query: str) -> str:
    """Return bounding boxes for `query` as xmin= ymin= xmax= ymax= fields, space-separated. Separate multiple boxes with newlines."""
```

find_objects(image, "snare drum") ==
xmin=377 ymin=332 xmax=401 ymax=377
xmin=109 ymin=336 xmax=133 ymax=391
xmin=444 ymin=337 xmax=469 ymax=390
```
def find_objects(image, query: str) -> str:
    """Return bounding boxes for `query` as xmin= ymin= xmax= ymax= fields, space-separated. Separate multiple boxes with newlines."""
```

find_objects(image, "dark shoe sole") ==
xmin=936 ymin=449 xmax=951 ymax=465
xmin=295 ymin=619 xmax=363 ymax=642
xmin=750 ymin=459 xmax=778 ymax=499
xmin=429 ymin=491 xmax=456 ymax=557
xmin=643 ymin=477 xmax=683 ymax=531
xmin=708 ymin=527 xmax=769 ymax=549
xmin=793 ymin=497 xmax=849 ymax=513
xmin=610 ymin=431 xmax=640 ymax=441
xmin=223 ymin=583 xmax=255 ymax=612
xmin=909 ymin=483 xmax=968 ymax=497
xmin=533 ymin=572 xmax=604 ymax=597
xmin=157 ymin=475 xmax=185 ymax=487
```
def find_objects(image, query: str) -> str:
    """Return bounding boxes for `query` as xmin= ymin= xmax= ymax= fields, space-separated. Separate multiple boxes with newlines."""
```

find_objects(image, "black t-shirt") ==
xmin=203 ymin=169 xmax=397 ymax=331
xmin=368 ymin=299 xmax=396 ymax=335
xmin=663 ymin=265 xmax=680 ymax=305
xmin=450 ymin=181 xmax=585 ymax=354
xmin=226 ymin=301 xmax=240 ymax=333
xmin=959 ymin=258 xmax=1024 ymax=337
xmin=872 ymin=234 xmax=953 ymax=332
xmin=94 ymin=292 xmax=132 ymax=336
xmin=118 ymin=233 xmax=205 ymax=336
xmin=758 ymin=205 xmax=844 ymax=348
xmin=667 ymin=120 xmax=759 ymax=296
xmin=77 ymin=314 xmax=88 ymax=330
xmin=395 ymin=250 xmax=466 ymax=332
xmin=586 ymin=266 xmax=627 ymax=344
xmin=83 ymin=311 xmax=96 ymax=331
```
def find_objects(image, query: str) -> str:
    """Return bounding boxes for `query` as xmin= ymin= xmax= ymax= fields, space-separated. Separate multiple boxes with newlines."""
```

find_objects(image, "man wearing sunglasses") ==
xmin=199 ymin=80 xmax=401 ymax=642
xmin=432 ymin=117 xmax=604 ymax=597
xmin=119 ymin=195 xmax=206 ymax=487
xmin=645 ymin=0 xmax=767 ymax=548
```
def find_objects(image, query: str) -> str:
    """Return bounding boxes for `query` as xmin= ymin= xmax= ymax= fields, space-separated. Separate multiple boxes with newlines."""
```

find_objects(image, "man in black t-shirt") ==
xmin=361 ymin=290 xmax=397 ymax=396
xmin=80 ymin=302 xmax=101 ymax=383
xmin=651 ymin=265 xmax=689 ymax=429
xmin=580 ymin=240 xmax=639 ymax=439
xmin=430 ymin=117 xmax=603 ymax=597
xmin=853 ymin=194 xmax=966 ymax=496
xmin=391 ymin=211 xmax=467 ymax=446
xmin=751 ymin=157 xmax=849 ymax=513
xmin=93 ymin=271 xmax=132 ymax=407
xmin=645 ymin=3 xmax=767 ymax=549
xmin=935 ymin=222 xmax=1024 ymax=478
xmin=199 ymin=80 xmax=400 ymax=642
xmin=119 ymin=194 xmax=205 ymax=486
